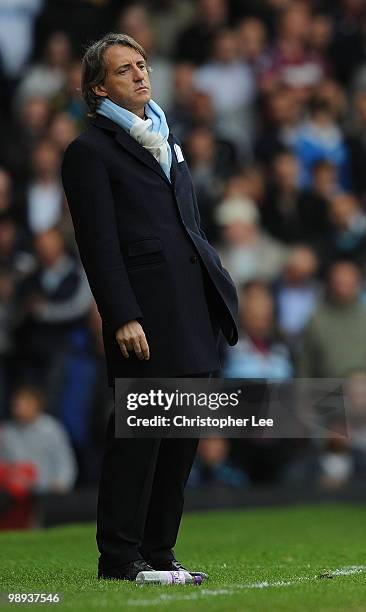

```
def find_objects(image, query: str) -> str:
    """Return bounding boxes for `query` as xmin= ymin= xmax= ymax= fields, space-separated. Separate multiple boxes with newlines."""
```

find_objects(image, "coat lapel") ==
xmin=168 ymin=133 xmax=178 ymax=185
xmin=91 ymin=114 xmax=171 ymax=187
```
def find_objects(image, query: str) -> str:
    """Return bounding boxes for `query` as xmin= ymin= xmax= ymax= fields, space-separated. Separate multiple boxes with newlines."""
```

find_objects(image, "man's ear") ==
xmin=92 ymin=84 xmax=108 ymax=98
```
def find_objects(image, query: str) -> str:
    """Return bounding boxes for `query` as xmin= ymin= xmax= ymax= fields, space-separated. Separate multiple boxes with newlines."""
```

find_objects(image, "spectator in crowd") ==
xmin=225 ymin=165 xmax=266 ymax=206
xmin=352 ymin=47 xmax=366 ymax=93
xmin=193 ymin=28 xmax=255 ymax=157
xmin=0 ymin=212 xmax=35 ymax=278
xmin=298 ymin=261 xmax=366 ymax=377
xmin=260 ymin=2 xmax=326 ymax=95
xmin=14 ymin=228 xmax=93 ymax=391
xmin=0 ymin=268 xmax=15 ymax=418
xmin=311 ymin=159 xmax=339 ymax=202
xmin=236 ymin=17 xmax=270 ymax=77
xmin=47 ymin=113 xmax=78 ymax=153
xmin=347 ymin=90 xmax=366 ymax=197
xmin=150 ymin=0 xmax=196 ymax=57
xmin=185 ymin=126 xmax=236 ymax=240
xmin=308 ymin=12 xmax=333 ymax=63
xmin=15 ymin=31 xmax=72 ymax=109
xmin=0 ymin=0 xmax=43 ymax=85
xmin=32 ymin=0 xmax=116 ymax=60
xmin=167 ymin=62 xmax=196 ymax=139
xmin=0 ymin=169 xmax=13 ymax=216
xmin=329 ymin=0 xmax=366 ymax=86
xmin=0 ymin=96 xmax=51 ymax=185
xmin=274 ymin=245 xmax=321 ymax=344
xmin=261 ymin=150 xmax=330 ymax=245
xmin=26 ymin=140 xmax=63 ymax=235
xmin=56 ymin=194 xmax=79 ymax=254
xmin=314 ymin=79 xmax=347 ymax=125
xmin=50 ymin=61 xmax=87 ymax=128
xmin=18 ymin=95 xmax=50 ymax=142
xmin=322 ymin=192 xmax=366 ymax=267
xmin=188 ymin=438 xmax=248 ymax=489
xmin=175 ymin=0 xmax=229 ymax=64
xmin=172 ymin=85 xmax=239 ymax=177
xmin=224 ymin=282 xmax=293 ymax=379
xmin=254 ymin=86 xmax=302 ymax=166
xmin=287 ymin=99 xmax=351 ymax=190
xmin=189 ymin=90 xmax=218 ymax=132
xmin=215 ymin=195 xmax=288 ymax=285
xmin=0 ymin=385 xmax=77 ymax=493
xmin=0 ymin=170 xmax=28 ymax=240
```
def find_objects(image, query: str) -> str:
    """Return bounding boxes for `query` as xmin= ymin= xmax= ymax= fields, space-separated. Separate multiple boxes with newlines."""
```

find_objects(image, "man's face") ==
xmin=34 ymin=230 xmax=64 ymax=266
xmin=12 ymin=393 xmax=41 ymax=423
xmin=93 ymin=45 xmax=151 ymax=116
xmin=329 ymin=264 xmax=360 ymax=305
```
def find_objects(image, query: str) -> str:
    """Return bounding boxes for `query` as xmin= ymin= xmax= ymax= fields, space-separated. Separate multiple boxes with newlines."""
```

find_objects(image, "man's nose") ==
xmin=132 ymin=65 xmax=145 ymax=81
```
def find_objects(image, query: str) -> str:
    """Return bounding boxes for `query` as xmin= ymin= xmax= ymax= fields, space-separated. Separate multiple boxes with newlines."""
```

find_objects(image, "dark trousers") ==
xmin=97 ymin=374 xmax=211 ymax=569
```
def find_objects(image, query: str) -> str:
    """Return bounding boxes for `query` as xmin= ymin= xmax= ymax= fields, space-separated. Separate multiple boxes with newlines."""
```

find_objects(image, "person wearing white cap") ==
xmin=215 ymin=196 xmax=289 ymax=285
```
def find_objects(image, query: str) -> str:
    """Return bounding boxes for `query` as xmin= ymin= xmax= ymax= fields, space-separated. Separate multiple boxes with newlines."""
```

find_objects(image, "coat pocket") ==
xmin=125 ymin=238 xmax=165 ymax=269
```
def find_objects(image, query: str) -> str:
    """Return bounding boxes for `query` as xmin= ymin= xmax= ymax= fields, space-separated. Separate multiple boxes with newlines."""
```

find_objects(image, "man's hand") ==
xmin=115 ymin=320 xmax=150 ymax=360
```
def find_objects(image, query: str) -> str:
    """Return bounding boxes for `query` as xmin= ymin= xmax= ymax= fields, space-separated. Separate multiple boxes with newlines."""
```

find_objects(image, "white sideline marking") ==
xmin=126 ymin=565 xmax=366 ymax=606
xmin=331 ymin=566 xmax=365 ymax=576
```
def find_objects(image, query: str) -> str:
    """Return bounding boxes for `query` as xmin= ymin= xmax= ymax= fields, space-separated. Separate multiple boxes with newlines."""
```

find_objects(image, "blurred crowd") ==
xmin=2 ymin=0 xmax=366 ymax=518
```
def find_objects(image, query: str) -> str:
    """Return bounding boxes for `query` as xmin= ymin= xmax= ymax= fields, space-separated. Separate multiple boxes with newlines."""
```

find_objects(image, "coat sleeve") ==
xmin=61 ymin=139 xmax=143 ymax=334
xmin=189 ymin=180 xmax=209 ymax=241
xmin=171 ymin=132 xmax=209 ymax=241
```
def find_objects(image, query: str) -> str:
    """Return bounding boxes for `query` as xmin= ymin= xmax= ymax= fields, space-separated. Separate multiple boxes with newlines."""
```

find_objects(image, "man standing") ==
xmin=61 ymin=33 xmax=238 ymax=581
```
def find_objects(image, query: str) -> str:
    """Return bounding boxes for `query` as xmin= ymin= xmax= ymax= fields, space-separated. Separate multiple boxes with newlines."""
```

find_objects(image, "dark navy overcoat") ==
xmin=61 ymin=114 xmax=238 ymax=386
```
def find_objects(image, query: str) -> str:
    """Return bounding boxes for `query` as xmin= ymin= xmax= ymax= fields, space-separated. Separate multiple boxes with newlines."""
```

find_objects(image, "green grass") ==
xmin=0 ymin=504 xmax=365 ymax=611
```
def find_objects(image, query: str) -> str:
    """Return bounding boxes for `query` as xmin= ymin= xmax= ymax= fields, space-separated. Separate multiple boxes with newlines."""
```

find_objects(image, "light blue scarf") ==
xmin=97 ymin=97 xmax=172 ymax=181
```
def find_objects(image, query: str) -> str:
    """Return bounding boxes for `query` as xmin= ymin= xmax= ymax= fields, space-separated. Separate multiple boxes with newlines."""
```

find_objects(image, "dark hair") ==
xmin=81 ymin=32 xmax=148 ymax=116
xmin=239 ymin=280 xmax=270 ymax=296
xmin=327 ymin=259 xmax=362 ymax=281
xmin=309 ymin=97 xmax=331 ymax=116
xmin=312 ymin=159 xmax=336 ymax=174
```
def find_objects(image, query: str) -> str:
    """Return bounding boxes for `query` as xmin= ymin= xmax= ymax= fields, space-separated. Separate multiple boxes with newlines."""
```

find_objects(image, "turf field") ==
xmin=0 ymin=504 xmax=365 ymax=611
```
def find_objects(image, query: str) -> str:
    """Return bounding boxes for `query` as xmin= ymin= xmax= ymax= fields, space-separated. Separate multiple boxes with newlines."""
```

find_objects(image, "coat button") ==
xmin=190 ymin=255 xmax=198 ymax=263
